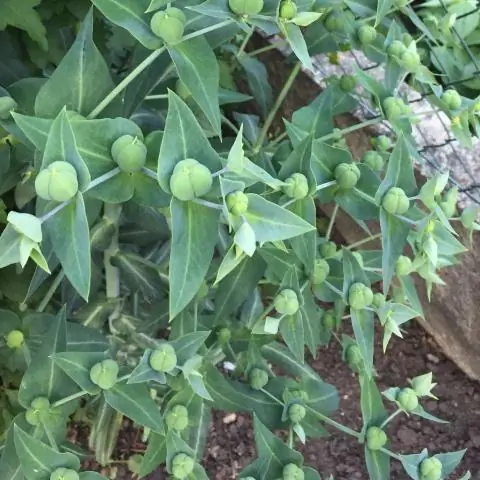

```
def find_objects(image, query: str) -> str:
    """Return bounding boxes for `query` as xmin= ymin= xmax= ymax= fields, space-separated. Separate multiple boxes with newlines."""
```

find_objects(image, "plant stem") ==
xmin=237 ymin=27 xmax=254 ymax=58
xmin=36 ymin=270 xmax=65 ymax=312
xmin=316 ymin=180 xmax=337 ymax=192
xmin=42 ymin=422 xmax=59 ymax=451
xmin=268 ymin=130 xmax=288 ymax=148
xmin=212 ymin=167 xmax=229 ymax=178
xmin=194 ymin=199 xmax=224 ymax=210
xmin=176 ymin=19 xmax=234 ymax=44
xmin=260 ymin=388 xmax=284 ymax=406
xmin=220 ymin=115 xmax=254 ymax=149
xmin=346 ymin=232 xmax=382 ymax=250
xmin=306 ymin=406 xmax=360 ymax=439
xmin=246 ymin=40 xmax=287 ymax=57
xmin=88 ymin=48 xmax=167 ymax=119
xmin=51 ymin=391 xmax=87 ymax=409
xmin=104 ymin=204 xmax=122 ymax=299
xmin=325 ymin=281 xmax=343 ymax=297
xmin=145 ymin=94 xmax=169 ymax=100
xmin=318 ymin=117 xmax=383 ymax=143
xmin=353 ymin=187 xmax=378 ymax=206
xmin=288 ymin=427 xmax=294 ymax=448
xmin=326 ymin=203 xmax=339 ymax=241
xmin=380 ymin=447 xmax=403 ymax=461
xmin=254 ymin=62 xmax=302 ymax=152
xmin=380 ymin=409 xmax=402 ymax=429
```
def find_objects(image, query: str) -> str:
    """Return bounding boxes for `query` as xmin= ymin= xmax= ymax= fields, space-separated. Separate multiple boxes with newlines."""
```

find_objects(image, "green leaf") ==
xmin=52 ymin=352 xmax=106 ymax=395
xmin=301 ymin=288 xmax=325 ymax=356
xmin=139 ymin=433 xmax=167 ymax=477
xmin=351 ymin=308 xmax=375 ymax=377
xmin=87 ymin=171 xmax=134 ymax=203
xmin=400 ymin=449 xmax=428 ymax=479
xmin=188 ymin=400 xmax=211 ymax=461
xmin=283 ymin=23 xmax=312 ymax=70
xmin=13 ymin=425 xmax=80 ymax=479
xmin=41 ymin=108 xmax=91 ymax=190
xmin=0 ymin=416 xmax=26 ymax=480
xmin=45 ymin=193 xmax=91 ymax=301
xmin=104 ymin=383 xmax=164 ymax=433
xmin=291 ymin=12 xmax=322 ymax=26
xmin=34 ymin=9 xmax=114 ymax=118
xmin=169 ymin=199 xmax=219 ymax=318
xmin=434 ymin=450 xmax=467 ymax=476
xmin=360 ymin=375 xmax=387 ymax=430
xmin=365 ymin=447 xmax=391 ymax=480
xmin=380 ymin=209 xmax=410 ymax=295
xmin=0 ymin=224 xmax=22 ymax=269
xmin=240 ymin=415 xmax=303 ymax=480
xmin=375 ymin=0 xmax=394 ymax=26
xmin=157 ymin=91 xmax=222 ymax=192
xmin=18 ymin=307 xmax=77 ymax=407
xmin=0 ymin=0 xmax=47 ymax=50
xmin=91 ymin=0 xmax=162 ymax=50
xmin=170 ymin=331 xmax=210 ymax=365
xmin=168 ymin=37 xmax=221 ymax=136
xmin=213 ymin=254 xmax=266 ymax=323
xmin=342 ymin=248 xmax=370 ymax=298
xmin=236 ymin=54 xmax=272 ymax=119
xmin=244 ymin=194 xmax=315 ymax=243
xmin=280 ymin=312 xmax=305 ymax=362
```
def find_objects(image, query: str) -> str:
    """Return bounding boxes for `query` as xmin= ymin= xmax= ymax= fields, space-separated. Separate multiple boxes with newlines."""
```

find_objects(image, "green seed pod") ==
xmin=150 ymin=7 xmax=186 ymax=43
xmin=352 ymin=251 xmax=364 ymax=268
xmin=334 ymin=163 xmax=361 ymax=189
xmin=226 ymin=191 xmax=249 ymax=215
xmin=279 ymin=0 xmax=297 ymax=19
xmin=31 ymin=397 xmax=51 ymax=411
xmin=283 ymin=173 xmax=309 ymax=199
xmin=274 ymin=288 xmax=300 ymax=315
xmin=357 ymin=25 xmax=377 ymax=45
xmin=165 ymin=405 xmax=189 ymax=431
xmin=324 ymin=12 xmax=344 ymax=32
xmin=249 ymin=368 xmax=269 ymax=390
xmin=0 ymin=96 xmax=17 ymax=120
xmin=339 ymin=74 xmax=356 ymax=93
xmin=387 ymin=40 xmax=407 ymax=58
xmin=176 ymin=79 xmax=191 ymax=100
xmin=402 ymin=33 xmax=414 ymax=46
xmin=395 ymin=255 xmax=412 ymax=277
xmin=287 ymin=403 xmax=306 ymax=423
xmin=25 ymin=396 xmax=51 ymax=426
xmin=382 ymin=187 xmax=410 ymax=215
xmin=374 ymin=135 xmax=391 ymax=152
xmin=169 ymin=159 xmax=213 ymax=201
xmin=90 ymin=359 xmax=119 ymax=390
xmin=25 ymin=409 xmax=40 ymax=426
xmin=171 ymin=453 xmax=195 ymax=479
xmin=35 ymin=161 xmax=79 ymax=202
xmin=362 ymin=150 xmax=384 ymax=171
xmin=312 ymin=258 xmax=330 ymax=284
xmin=383 ymin=96 xmax=407 ymax=121
xmin=366 ymin=426 xmax=387 ymax=450
xmin=320 ymin=241 xmax=337 ymax=259
xmin=282 ymin=463 xmax=304 ymax=480
xmin=149 ymin=344 xmax=177 ymax=373
xmin=228 ymin=0 xmax=264 ymax=15
xmin=284 ymin=389 xmax=309 ymax=403
xmin=6 ymin=329 xmax=24 ymax=349
xmin=111 ymin=135 xmax=147 ymax=173
xmin=217 ymin=327 xmax=232 ymax=343
xmin=345 ymin=344 xmax=363 ymax=371
xmin=372 ymin=292 xmax=386 ymax=309
xmin=322 ymin=309 xmax=336 ymax=330
xmin=50 ymin=468 xmax=80 ymax=480
xmin=399 ymin=50 xmax=421 ymax=71
xmin=441 ymin=90 xmax=462 ymax=110
xmin=348 ymin=282 xmax=374 ymax=310
xmin=396 ymin=387 xmax=419 ymax=412
xmin=419 ymin=457 xmax=442 ymax=480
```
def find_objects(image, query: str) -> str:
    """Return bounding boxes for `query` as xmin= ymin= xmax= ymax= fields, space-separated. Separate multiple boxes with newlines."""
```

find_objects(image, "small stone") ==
xmin=223 ymin=413 xmax=237 ymax=424
xmin=426 ymin=353 xmax=440 ymax=364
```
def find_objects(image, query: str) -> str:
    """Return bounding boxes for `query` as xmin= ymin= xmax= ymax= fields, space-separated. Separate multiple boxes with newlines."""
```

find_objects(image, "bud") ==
xmin=111 ymin=135 xmax=147 ymax=172
xmin=274 ymin=289 xmax=300 ymax=315
xmin=170 ymin=159 xmax=213 ymax=201
xmin=226 ymin=191 xmax=249 ymax=215
xmin=395 ymin=255 xmax=412 ymax=277
xmin=171 ymin=453 xmax=195 ymax=479
xmin=150 ymin=7 xmax=186 ymax=44
xmin=279 ymin=0 xmax=297 ymax=19
xmin=287 ymin=403 xmax=306 ymax=423
xmin=165 ymin=405 xmax=189 ymax=431
xmin=320 ymin=241 xmax=337 ymax=259
xmin=312 ymin=258 xmax=330 ymax=284
xmin=387 ymin=40 xmax=407 ymax=58
xmin=383 ymin=96 xmax=408 ymax=122
xmin=382 ymin=187 xmax=410 ymax=215
xmin=89 ymin=359 xmax=119 ymax=390
xmin=396 ymin=387 xmax=419 ymax=412
xmin=372 ymin=292 xmax=386 ymax=309
xmin=348 ymin=283 xmax=374 ymax=310
xmin=334 ymin=163 xmax=361 ymax=189
xmin=357 ymin=25 xmax=377 ymax=45
xmin=249 ymin=368 xmax=269 ymax=390
xmin=322 ymin=310 xmax=336 ymax=330
xmin=282 ymin=463 xmax=304 ymax=480
xmin=366 ymin=426 xmax=387 ymax=450
xmin=419 ymin=457 xmax=442 ymax=480
xmin=50 ymin=468 xmax=80 ymax=480
xmin=283 ymin=173 xmax=309 ymax=199
xmin=374 ymin=135 xmax=391 ymax=152
xmin=345 ymin=344 xmax=363 ymax=371
xmin=339 ymin=74 xmax=356 ymax=93
xmin=402 ymin=33 xmax=413 ymax=46
xmin=398 ymin=50 xmax=421 ymax=71
xmin=362 ymin=151 xmax=384 ymax=171
xmin=217 ymin=327 xmax=232 ymax=343
xmin=35 ymin=161 xmax=79 ymax=202
xmin=6 ymin=329 xmax=24 ymax=349
xmin=149 ymin=344 xmax=177 ymax=373
xmin=441 ymin=90 xmax=462 ymax=110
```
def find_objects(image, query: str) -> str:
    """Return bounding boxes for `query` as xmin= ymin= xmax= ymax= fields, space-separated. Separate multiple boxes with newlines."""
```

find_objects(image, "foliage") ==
xmin=0 ymin=0 xmax=478 ymax=479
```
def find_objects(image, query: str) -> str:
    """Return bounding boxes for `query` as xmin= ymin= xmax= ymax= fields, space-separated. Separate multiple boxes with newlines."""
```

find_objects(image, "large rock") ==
xmin=245 ymin=36 xmax=480 ymax=381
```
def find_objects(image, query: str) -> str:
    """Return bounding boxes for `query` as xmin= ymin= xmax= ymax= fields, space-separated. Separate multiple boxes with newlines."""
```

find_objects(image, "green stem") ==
xmin=221 ymin=115 xmax=253 ymax=149
xmin=326 ymin=203 xmax=339 ymax=241
xmin=145 ymin=94 xmax=169 ymax=100
xmin=176 ymin=19 xmax=234 ymax=44
xmin=380 ymin=409 xmax=402 ymax=429
xmin=42 ymin=422 xmax=59 ymax=451
xmin=306 ymin=406 xmax=360 ymax=439
xmin=325 ymin=281 xmax=343 ymax=297
xmin=246 ymin=40 xmax=287 ymax=57
xmin=237 ymin=27 xmax=254 ymax=57
xmin=254 ymin=62 xmax=302 ymax=152
xmin=316 ymin=180 xmax=337 ymax=192
xmin=260 ymin=388 xmax=284 ymax=406
xmin=36 ymin=270 xmax=65 ymax=313
xmin=288 ymin=427 xmax=294 ymax=449
xmin=353 ymin=187 xmax=378 ymax=206
xmin=104 ymin=204 xmax=122 ymax=299
xmin=268 ymin=130 xmax=288 ymax=148
xmin=318 ymin=117 xmax=383 ymax=143
xmin=51 ymin=391 xmax=87 ymax=409
xmin=88 ymin=48 xmax=167 ymax=119
xmin=346 ymin=232 xmax=381 ymax=250
xmin=380 ymin=447 xmax=403 ymax=461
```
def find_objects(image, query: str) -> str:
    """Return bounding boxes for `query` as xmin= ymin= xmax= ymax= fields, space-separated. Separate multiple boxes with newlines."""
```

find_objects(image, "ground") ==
xmin=80 ymin=320 xmax=480 ymax=479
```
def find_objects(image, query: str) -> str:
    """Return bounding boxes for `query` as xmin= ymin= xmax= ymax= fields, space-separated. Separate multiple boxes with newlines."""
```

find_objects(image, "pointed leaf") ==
xmin=434 ymin=450 xmax=467 ymax=476
xmin=139 ymin=433 xmax=167 ymax=477
xmin=365 ymin=447 xmax=391 ymax=480
xmin=283 ymin=23 xmax=312 ymax=70
xmin=289 ymin=197 xmax=316 ymax=273
xmin=351 ymin=308 xmax=375 ymax=377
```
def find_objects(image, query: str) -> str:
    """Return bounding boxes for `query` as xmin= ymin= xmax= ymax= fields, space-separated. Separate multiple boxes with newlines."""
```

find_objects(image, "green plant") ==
xmin=0 ymin=0 xmax=478 ymax=479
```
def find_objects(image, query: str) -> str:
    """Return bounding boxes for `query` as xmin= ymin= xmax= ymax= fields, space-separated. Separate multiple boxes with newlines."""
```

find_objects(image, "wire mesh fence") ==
xmin=260 ymin=9 xmax=480 ymax=209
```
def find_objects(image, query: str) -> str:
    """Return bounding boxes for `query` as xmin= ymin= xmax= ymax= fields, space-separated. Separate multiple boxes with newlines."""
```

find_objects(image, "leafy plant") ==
xmin=0 ymin=0 xmax=478 ymax=479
